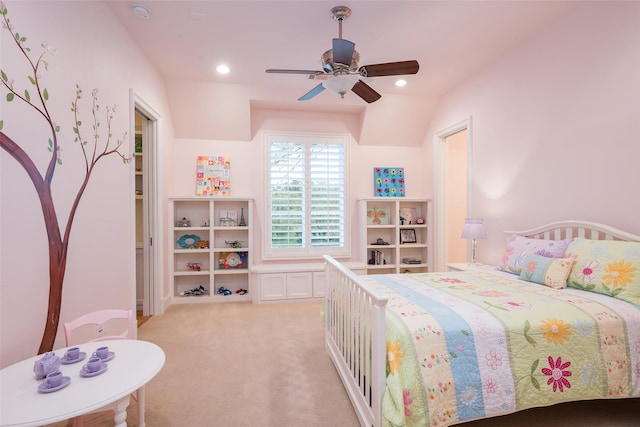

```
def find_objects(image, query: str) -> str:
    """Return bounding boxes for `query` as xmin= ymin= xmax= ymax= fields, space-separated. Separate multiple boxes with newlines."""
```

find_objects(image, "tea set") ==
xmin=34 ymin=345 xmax=116 ymax=393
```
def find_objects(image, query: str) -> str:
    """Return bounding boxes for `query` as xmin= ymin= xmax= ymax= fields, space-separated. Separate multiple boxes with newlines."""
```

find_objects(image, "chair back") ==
xmin=64 ymin=309 xmax=135 ymax=346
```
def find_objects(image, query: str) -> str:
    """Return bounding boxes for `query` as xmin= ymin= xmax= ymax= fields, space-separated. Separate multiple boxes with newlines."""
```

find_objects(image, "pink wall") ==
xmin=165 ymin=110 xmax=430 ymax=265
xmin=424 ymin=1 xmax=640 ymax=266
xmin=0 ymin=1 xmax=172 ymax=368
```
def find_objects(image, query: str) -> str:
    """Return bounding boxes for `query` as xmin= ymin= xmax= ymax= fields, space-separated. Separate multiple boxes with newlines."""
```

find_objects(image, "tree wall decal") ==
xmin=0 ymin=3 xmax=130 ymax=354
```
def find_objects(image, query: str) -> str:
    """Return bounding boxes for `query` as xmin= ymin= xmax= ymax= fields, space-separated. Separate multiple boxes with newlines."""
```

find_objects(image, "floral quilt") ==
xmin=360 ymin=270 xmax=640 ymax=427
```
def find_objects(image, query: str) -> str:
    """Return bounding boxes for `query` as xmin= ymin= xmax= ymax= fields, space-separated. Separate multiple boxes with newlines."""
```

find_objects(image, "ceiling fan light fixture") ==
xmin=322 ymin=74 xmax=360 ymax=98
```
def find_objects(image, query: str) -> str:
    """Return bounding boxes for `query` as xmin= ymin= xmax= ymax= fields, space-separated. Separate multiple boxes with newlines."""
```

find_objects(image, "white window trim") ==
xmin=263 ymin=131 xmax=350 ymax=260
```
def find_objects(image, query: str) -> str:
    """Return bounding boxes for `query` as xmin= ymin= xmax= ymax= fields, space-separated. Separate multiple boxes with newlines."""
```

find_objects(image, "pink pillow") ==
xmin=497 ymin=234 xmax=572 ymax=274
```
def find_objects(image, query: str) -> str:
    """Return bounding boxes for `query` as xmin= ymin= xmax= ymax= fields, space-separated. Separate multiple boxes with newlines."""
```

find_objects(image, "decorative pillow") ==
xmin=566 ymin=238 xmax=640 ymax=305
xmin=519 ymin=254 xmax=573 ymax=289
xmin=497 ymin=234 xmax=572 ymax=274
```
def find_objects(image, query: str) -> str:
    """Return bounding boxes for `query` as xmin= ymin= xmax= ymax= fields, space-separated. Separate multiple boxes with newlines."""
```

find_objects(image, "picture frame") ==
xmin=399 ymin=207 xmax=417 ymax=225
xmin=366 ymin=206 xmax=389 ymax=225
xmin=400 ymin=228 xmax=417 ymax=244
xmin=373 ymin=167 xmax=405 ymax=197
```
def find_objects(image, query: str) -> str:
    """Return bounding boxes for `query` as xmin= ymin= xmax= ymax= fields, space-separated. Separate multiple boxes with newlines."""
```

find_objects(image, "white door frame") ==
xmin=129 ymin=90 xmax=163 ymax=316
xmin=433 ymin=117 xmax=473 ymax=272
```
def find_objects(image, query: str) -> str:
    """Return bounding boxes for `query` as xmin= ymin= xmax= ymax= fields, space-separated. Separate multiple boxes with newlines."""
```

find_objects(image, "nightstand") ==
xmin=447 ymin=262 xmax=488 ymax=272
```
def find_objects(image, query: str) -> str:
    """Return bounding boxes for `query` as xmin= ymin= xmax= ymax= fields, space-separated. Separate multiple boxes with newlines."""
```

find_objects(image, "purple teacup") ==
xmin=93 ymin=346 xmax=109 ymax=359
xmin=44 ymin=371 xmax=63 ymax=388
xmin=64 ymin=347 xmax=80 ymax=361
xmin=85 ymin=357 xmax=102 ymax=373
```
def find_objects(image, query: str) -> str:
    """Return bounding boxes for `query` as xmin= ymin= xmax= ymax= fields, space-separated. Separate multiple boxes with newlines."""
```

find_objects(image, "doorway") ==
xmin=131 ymin=92 xmax=162 ymax=318
xmin=445 ymin=130 xmax=468 ymax=264
xmin=434 ymin=118 xmax=472 ymax=271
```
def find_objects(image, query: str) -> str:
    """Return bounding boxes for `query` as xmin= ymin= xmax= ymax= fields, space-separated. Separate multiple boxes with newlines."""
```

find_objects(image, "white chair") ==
xmin=63 ymin=309 xmax=141 ymax=426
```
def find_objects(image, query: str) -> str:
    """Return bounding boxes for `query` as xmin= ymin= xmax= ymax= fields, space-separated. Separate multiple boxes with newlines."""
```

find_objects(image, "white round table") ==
xmin=0 ymin=339 xmax=165 ymax=427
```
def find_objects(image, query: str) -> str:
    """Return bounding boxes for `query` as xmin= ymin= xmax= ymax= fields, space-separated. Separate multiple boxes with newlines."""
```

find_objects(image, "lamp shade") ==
xmin=322 ymin=74 xmax=360 ymax=97
xmin=461 ymin=218 xmax=487 ymax=240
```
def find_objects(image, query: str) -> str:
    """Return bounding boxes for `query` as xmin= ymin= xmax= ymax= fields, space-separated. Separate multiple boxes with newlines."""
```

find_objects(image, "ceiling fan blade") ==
xmin=266 ymin=69 xmax=324 ymax=75
xmin=359 ymin=60 xmax=419 ymax=77
xmin=332 ymin=38 xmax=355 ymax=67
xmin=298 ymin=83 xmax=326 ymax=101
xmin=351 ymin=80 xmax=381 ymax=104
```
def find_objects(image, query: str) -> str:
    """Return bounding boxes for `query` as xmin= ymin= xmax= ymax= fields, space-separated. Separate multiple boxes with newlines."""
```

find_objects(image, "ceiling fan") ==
xmin=265 ymin=5 xmax=419 ymax=103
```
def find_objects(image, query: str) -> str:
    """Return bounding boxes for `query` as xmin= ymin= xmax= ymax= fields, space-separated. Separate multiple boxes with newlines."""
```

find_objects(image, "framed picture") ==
xmin=400 ymin=229 xmax=417 ymax=244
xmin=399 ymin=207 xmax=417 ymax=225
xmin=373 ymin=167 xmax=405 ymax=197
xmin=196 ymin=155 xmax=230 ymax=196
xmin=366 ymin=207 xmax=389 ymax=225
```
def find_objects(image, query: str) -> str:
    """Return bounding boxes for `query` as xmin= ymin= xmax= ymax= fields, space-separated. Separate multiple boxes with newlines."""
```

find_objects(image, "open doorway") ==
xmin=131 ymin=92 xmax=162 ymax=320
xmin=445 ymin=130 xmax=468 ymax=264
xmin=434 ymin=118 xmax=472 ymax=271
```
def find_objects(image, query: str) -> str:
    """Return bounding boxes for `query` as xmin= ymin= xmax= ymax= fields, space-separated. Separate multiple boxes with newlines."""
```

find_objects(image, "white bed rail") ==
xmin=505 ymin=220 xmax=640 ymax=242
xmin=324 ymin=255 xmax=388 ymax=427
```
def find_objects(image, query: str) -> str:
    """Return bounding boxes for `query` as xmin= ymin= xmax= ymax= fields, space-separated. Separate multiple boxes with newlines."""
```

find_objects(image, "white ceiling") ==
xmin=106 ymin=1 xmax=579 ymax=105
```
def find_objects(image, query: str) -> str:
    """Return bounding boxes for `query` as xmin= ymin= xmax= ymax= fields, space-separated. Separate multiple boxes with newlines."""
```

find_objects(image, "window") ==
xmin=264 ymin=132 xmax=349 ymax=259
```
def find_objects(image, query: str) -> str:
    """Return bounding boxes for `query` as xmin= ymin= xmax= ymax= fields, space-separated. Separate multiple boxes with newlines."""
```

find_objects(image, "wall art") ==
xmin=196 ymin=155 xmax=230 ymax=196
xmin=374 ymin=167 xmax=405 ymax=197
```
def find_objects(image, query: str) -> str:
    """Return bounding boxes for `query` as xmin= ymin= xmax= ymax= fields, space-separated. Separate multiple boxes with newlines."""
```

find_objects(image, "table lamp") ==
xmin=461 ymin=218 xmax=487 ymax=265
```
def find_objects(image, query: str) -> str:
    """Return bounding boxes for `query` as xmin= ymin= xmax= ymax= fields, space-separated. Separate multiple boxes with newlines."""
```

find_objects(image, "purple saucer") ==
xmin=60 ymin=352 xmax=87 ymax=365
xmin=80 ymin=363 xmax=108 ymax=377
xmin=93 ymin=351 xmax=115 ymax=362
xmin=38 ymin=376 xmax=71 ymax=393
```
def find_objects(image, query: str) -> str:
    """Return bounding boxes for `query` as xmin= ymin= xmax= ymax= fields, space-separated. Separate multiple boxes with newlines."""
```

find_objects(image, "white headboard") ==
xmin=504 ymin=220 xmax=640 ymax=242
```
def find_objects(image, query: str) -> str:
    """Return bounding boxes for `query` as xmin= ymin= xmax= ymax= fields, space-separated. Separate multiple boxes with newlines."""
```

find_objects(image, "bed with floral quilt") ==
xmin=323 ymin=221 xmax=640 ymax=427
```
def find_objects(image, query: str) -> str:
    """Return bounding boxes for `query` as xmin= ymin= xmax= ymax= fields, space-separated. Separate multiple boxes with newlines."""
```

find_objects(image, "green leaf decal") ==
xmin=43 ymin=88 xmax=49 ymax=101
xmin=24 ymin=89 xmax=30 ymax=102
xmin=531 ymin=376 xmax=540 ymax=390
xmin=6 ymin=93 xmax=14 ymax=102
xmin=523 ymin=320 xmax=536 ymax=346
xmin=0 ymin=120 xmax=3 ymax=130
xmin=530 ymin=359 xmax=539 ymax=374
xmin=1 ymin=70 xmax=7 ymax=82
xmin=28 ymin=76 xmax=35 ymax=85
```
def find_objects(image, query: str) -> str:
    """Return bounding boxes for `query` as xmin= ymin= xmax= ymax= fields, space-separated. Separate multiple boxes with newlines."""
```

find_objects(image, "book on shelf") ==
xmin=369 ymin=250 xmax=387 ymax=265
xmin=402 ymin=258 xmax=422 ymax=264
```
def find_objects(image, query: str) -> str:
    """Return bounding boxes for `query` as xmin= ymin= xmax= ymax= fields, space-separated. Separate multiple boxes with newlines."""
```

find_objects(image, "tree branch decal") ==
xmin=1 ymin=2 xmax=130 ymax=354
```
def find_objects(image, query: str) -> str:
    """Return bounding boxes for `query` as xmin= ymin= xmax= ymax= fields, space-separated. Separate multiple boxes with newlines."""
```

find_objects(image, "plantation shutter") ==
xmin=310 ymin=143 xmax=345 ymax=247
xmin=265 ymin=132 xmax=349 ymax=258
xmin=269 ymin=141 xmax=306 ymax=248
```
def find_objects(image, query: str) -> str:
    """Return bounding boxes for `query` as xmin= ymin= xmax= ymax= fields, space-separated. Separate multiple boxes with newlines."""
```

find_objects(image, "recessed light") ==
xmin=216 ymin=64 xmax=230 ymax=74
xmin=395 ymin=79 xmax=407 ymax=87
xmin=190 ymin=11 xmax=206 ymax=20
xmin=132 ymin=4 xmax=150 ymax=19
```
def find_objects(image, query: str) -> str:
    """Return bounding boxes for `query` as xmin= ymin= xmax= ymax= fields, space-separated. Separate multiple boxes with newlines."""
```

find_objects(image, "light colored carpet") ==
xmin=47 ymin=301 xmax=639 ymax=426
